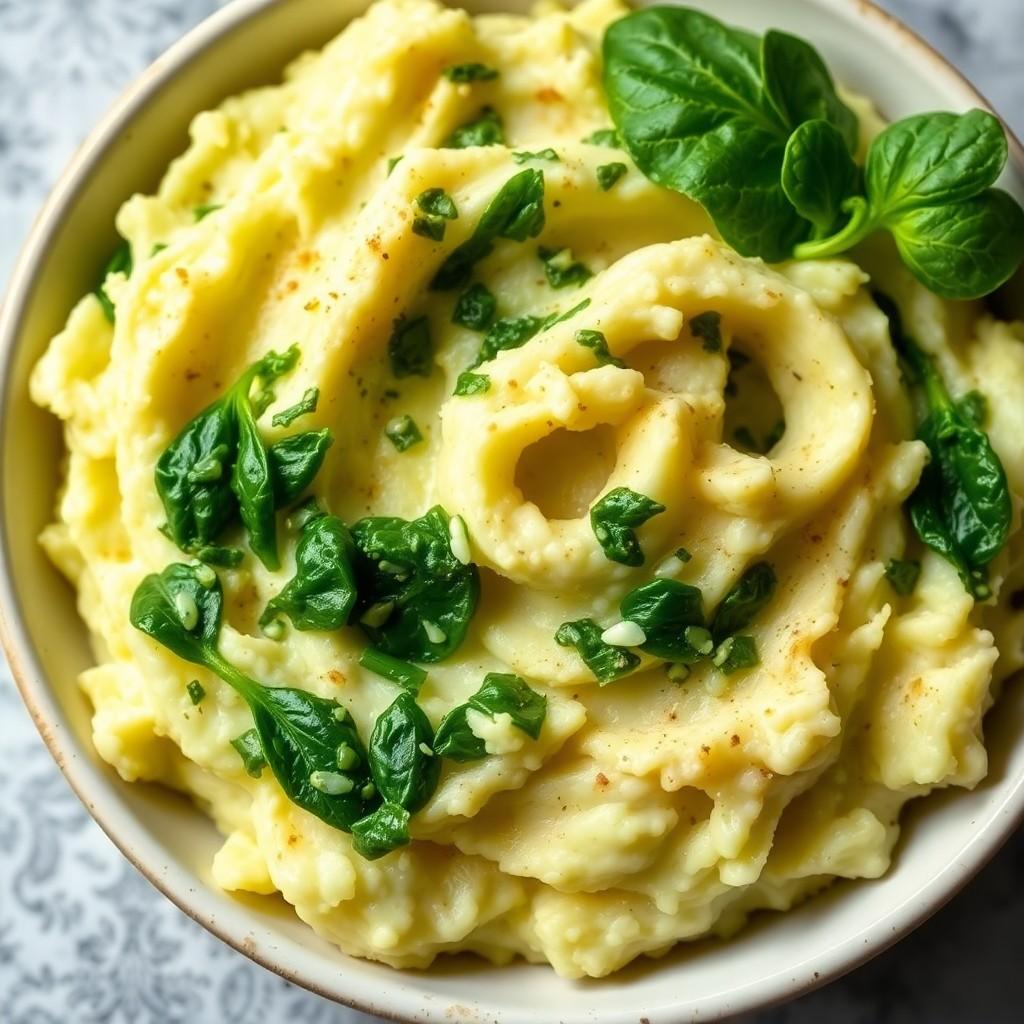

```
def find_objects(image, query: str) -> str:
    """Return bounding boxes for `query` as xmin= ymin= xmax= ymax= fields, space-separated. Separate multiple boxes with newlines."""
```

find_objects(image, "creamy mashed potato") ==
xmin=30 ymin=0 xmax=1024 ymax=979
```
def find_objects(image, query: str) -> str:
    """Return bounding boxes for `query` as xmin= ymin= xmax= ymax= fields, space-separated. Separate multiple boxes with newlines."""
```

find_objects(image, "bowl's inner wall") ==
xmin=3 ymin=1 xmax=1024 ymax=1021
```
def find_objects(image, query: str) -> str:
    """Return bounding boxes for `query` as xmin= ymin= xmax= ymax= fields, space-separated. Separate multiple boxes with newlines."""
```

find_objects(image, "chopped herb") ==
xmin=151 ymin=243 xmax=168 ymax=256
xmin=576 ymin=328 xmax=624 ymax=368
xmin=473 ymin=315 xmax=543 ymax=367
xmin=512 ymin=148 xmax=559 ymax=163
xmin=538 ymin=246 xmax=592 ymax=289
xmin=452 ymin=282 xmax=497 ymax=331
xmin=412 ymin=216 xmax=446 ymax=241
xmin=956 ymin=390 xmax=988 ymax=427
xmin=359 ymin=648 xmax=428 ymax=694
xmin=443 ymin=106 xmax=505 ymax=149
xmin=676 ymin=547 xmax=692 ymax=562
xmin=434 ymin=673 xmax=547 ymax=761
xmin=620 ymin=579 xmax=706 ymax=661
xmin=186 ymin=680 xmax=206 ymax=705
xmin=388 ymin=316 xmax=433 ymax=378
xmin=885 ymin=558 xmax=921 ymax=596
xmin=583 ymin=128 xmax=622 ymax=148
xmin=712 ymin=635 xmax=760 ymax=674
xmin=387 ymin=155 xmax=403 ymax=175
xmin=194 ymin=203 xmax=223 ymax=221
xmin=431 ymin=169 xmax=545 ymax=290
xmin=454 ymin=372 xmax=491 ymax=396
xmin=95 ymin=241 xmax=132 ymax=324
xmin=384 ymin=415 xmax=424 ymax=452
xmin=710 ymin=563 xmax=776 ymax=640
xmin=596 ymin=162 xmax=628 ymax=190
xmin=271 ymin=387 xmax=319 ymax=428
xmin=443 ymin=62 xmax=499 ymax=82
xmin=541 ymin=298 xmax=592 ymax=328
xmin=590 ymin=487 xmax=666 ymax=566
xmin=555 ymin=618 xmax=640 ymax=683
xmin=231 ymin=728 xmax=267 ymax=778
xmin=413 ymin=187 xmax=459 ymax=241
xmin=689 ymin=311 xmax=723 ymax=352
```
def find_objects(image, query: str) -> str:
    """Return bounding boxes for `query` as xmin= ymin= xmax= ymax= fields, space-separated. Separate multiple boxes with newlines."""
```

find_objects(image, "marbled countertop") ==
xmin=2 ymin=2 xmax=1022 ymax=1021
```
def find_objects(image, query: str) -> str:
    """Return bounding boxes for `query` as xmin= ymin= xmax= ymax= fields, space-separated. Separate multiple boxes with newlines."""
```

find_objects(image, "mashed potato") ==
xmin=30 ymin=0 xmax=1024 ymax=979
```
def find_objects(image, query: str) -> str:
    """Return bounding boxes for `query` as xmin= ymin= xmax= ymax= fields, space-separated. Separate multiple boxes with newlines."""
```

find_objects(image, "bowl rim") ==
xmin=2 ymin=0 xmax=1023 ymax=1021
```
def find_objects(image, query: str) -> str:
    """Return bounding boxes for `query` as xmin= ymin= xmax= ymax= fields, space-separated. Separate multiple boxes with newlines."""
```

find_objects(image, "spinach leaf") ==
xmin=689 ymin=310 xmax=722 ymax=352
xmin=186 ymin=679 xmax=206 ymax=705
xmin=443 ymin=106 xmax=505 ymax=149
xmin=388 ymin=316 xmax=433 ymax=378
xmin=433 ymin=673 xmax=547 ymax=761
xmin=131 ymin=564 xmax=377 ymax=834
xmin=590 ymin=487 xmax=666 ymax=566
xmin=781 ymin=119 xmax=859 ymax=234
xmin=443 ymin=63 xmax=499 ymax=82
xmin=512 ymin=148 xmax=559 ymax=163
xmin=431 ymin=169 xmax=545 ymax=290
xmin=384 ymin=414 xmax=424 ymax=452
xmin=268 ymin=429 xmax=333 ymax=506
xmin=413 ymin=187 xmax=459 ymax=242
xmin=712 ymin=635 xmax=760 ymax=674
xmin=538 ymin=247 xmax=592 ymax=289
xmin=352 ymin=506 xmax=480 ymax=662
xmin=555 ymin=618 xmax=640 ymax=683
xmin=620 ymin=579 xmax=707 ymax=661
xmin=358 ymin=648 xmax=427 ymax=694
xmin=583 ymin=128 xmax=622 ymax=147
xmin=95 ymin=241 xmax=132 ymax=324
xmin=885 ymin=558 xmax=921 ymax=596
xmin=761 ymin=29 xmax=858 ymax=152
xmin=596 ymin=162 xmax=628 ymax=191
xmin=231 ymin=395 xmax=279 ymax=570
xmin=454 ymin=371 xmax=491 ymax=396
xmin=471 ymin=315 xmax=543 ymax=368
xmin=194 ymin=203 xmax=223 ymax=221
xmin=452 ymin=283 xmax=497 ymax=331
xmin=795 ymin=110 xmax=1024 ymax=298
xmin=350 ymin=803 xmax=411 ymax=861
xmin=260 ymin=514 xmax=358 ymax=632
xmin=271 ymin=387 xmax=319 ymax=428
xmin=710 ymin=562 xmax=776 ymax=640
xmin=602 ymin=6 xmax=808 ymax=261
xmin=352 ymin=690 xmax=441 ymax=858
xmin=576 ymin=329 xmax=624 ymax=368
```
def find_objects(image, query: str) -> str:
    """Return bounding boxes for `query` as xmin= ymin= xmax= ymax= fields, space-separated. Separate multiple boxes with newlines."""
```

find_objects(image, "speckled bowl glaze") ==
xmin=2 ymin=1 xmax=1023 ymax=1021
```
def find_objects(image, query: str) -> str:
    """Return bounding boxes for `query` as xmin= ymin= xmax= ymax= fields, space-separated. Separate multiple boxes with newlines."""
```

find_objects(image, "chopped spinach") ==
xmin=555 ymin=618 xmax=640 ymax=683
xmin=590 ymin=487 xmax=666 ymax=566
xmin=452 ymin=282 xmax=497 ymax=331
xmin=443 ymin=106 xmax=505 ymax=149
xmin=576 ymin=329 xmax=624 ymax=368
xmin=596 ymin=162 xmax=628 ymax=191
xmin=538 ymin=246 xmax=592 ymax=289
xmin=710 ymin=562 xmax=776 ymax=640
xmin=388 ymin=316 xmax=433 ymax=378
xmin=271 ymin=387 xmax=319 ymax=428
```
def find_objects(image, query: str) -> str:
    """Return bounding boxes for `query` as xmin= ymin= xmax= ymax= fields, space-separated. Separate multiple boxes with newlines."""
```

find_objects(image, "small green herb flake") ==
xmin=711 ymin=563 xmax=777 ymax=640
xmin=712 ymin=635 xmax=760 ymax=675
xmin=452 ymin=283 xmax=497 ymax=331
xmin=443 ymin=62 xmax=499 ymax=83
xmin=186 ymin=680 xmax=206 ymax=705
xmin=359 ymin=647 xmax=428 ymax=694
xmin=676 ymin=547 xmax=692 ymax=563
xmin=454 ymin=371 xmax=491 ymax=396
xmin=385 ymin=415 xmax=424 ymax=452
xmin=388 ymin=316 xmax=433 ymax=378
xmin=543 ymin=298 xmax=592 ymax=330
xmin=539 ymin=246 xmax=592 ymax=289
xmin=582 ymin=128 xmax=621 ymax=148
xmin=151 ymin=243 xmax=168 ymax=257
xmin=885 ymin=558 xmax=921 ymax=596
xmin=194 ymin=203 xmax=223 ymax=222
xmin=412 ymin=216 xmax=447 ymax=241
xmin=386 ymin=155 xmax=403 ymax=176
xmin=512 ymin=148 xmax=559 ymax=164
xmin=95 ymin=241 xmax=132 ymax=324
xmin=443 ymin=107 xmax=505 ymax=149
xmin=596 ymin=162 xmax=628 ymax=191
xmin=271 ymin=387 xmax=319 ymax=428
xmin=556 ymin=618 xmax=640 ymax=684
xmin=473 ymin=315 xmax=543 ymax=367
xmin=590 ymin=487 xmax=666 ymax=566
xmin=689 ymin=311 xmax=723 ymax=352
xmin=416 ymin=187 xmax=458 ymax=220
xmin=231 ymin=728 xmax=267 ymax=778
xmin=576 ymin=329 xmax=624 ymax=368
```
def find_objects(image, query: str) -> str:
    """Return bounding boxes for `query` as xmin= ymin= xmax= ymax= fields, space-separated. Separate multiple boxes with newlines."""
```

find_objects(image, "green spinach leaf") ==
xmin=590 ymin=487 xmax=666 ymax=566
xmin=555 ymin=618 xmax=640 ymax=683
xmin=267 ymin=428 xmax=333 ymax=505
xmin=443 ymin=106 xmax=505 ymax=149
xmin=452 ymin=282 xmax=497 ymax=331
xmin=388 ymin=315 xmax=434 ymax=378
xmin=95 ymin=241 xmax=133 ymax=324
xmin=443 ymin=63 xmax=499 ymax=82
xmin=271 ymin=387 xmax=319 ymax=428
xmin=538 ymin=247 xmax=592 ymax=289
xmin=358 ymin=648 xmax=427 ymax=694
xmin=710 ymin=562 xmax=776 ymax=640
xmin=781 ymin=119 xmax=859 ymax=234
xmin=576 ymin=328 xmax=624 ymax=368
xmin=620 ymin=579 xmax=706 ymax=661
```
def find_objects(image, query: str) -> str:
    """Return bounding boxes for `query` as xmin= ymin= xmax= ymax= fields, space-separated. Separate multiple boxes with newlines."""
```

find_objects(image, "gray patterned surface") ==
xmin=1 ymin=1 xmax=1022 ymax=1021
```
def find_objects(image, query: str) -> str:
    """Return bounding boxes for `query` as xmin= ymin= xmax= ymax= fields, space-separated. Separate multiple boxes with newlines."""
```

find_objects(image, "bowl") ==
xmin=2 ymin=1 xmax=1023 ymax=1020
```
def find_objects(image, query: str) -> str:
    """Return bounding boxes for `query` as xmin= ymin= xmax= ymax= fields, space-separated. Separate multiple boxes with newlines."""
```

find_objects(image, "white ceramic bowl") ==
xmin=2 ymin=1 xmax=1023 ymax=1021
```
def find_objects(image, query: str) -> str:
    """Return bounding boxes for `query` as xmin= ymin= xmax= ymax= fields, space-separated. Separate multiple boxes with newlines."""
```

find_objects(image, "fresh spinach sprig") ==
xmin=131 ymin=564 xmax=377 ymax=833
xmin=875 ymin=292 xmax=1011 ymax=597
xmin=602 ymin=7 xmax=1024 ymax=298
xmin=155 ymin=346 xmax=332 ymax=568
